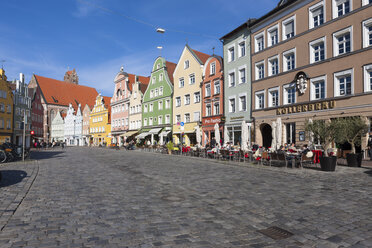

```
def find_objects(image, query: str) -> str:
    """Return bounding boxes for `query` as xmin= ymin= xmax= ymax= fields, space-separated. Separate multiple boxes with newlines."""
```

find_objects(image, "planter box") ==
xmin=346 ymin=153 xmax=363 ymax=167
xmin=319 ymin=156 xmax=337 ymax=171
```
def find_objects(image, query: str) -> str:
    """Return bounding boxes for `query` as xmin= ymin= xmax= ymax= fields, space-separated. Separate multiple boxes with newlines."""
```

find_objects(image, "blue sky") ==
xmin=1 ymin=0 xmax=277 ymax=96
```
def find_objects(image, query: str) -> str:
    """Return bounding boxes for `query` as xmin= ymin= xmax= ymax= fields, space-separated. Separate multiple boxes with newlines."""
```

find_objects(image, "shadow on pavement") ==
xmin=363 ymin=169 xmax=372 ymax=177
xmin=0 ymin=170 xmax=28 ymax=188
xmin=30 ymin=150 xmax=65 ymax=160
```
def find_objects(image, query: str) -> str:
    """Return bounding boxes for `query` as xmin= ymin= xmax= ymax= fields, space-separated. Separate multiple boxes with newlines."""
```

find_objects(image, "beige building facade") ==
xmin=250 ymin=0 xmax=372 ymax=151
xmin=172 ymin=45 xmax=210 ymax=145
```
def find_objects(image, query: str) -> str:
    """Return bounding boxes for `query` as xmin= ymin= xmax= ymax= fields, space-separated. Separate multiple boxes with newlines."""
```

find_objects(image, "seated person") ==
xmin=288 ymin=143 xmax=297 ymax=152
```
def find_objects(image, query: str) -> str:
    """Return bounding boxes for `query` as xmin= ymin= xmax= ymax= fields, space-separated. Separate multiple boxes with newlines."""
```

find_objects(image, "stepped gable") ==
xmin=34 ymin=75 xmax=98 ymax=110
xmin=125 ymin=73 xmax=149 ymax=92
xmin=165 ymin=61 xmax=177 ymax=85
xmin=192 ymin=49 xmax=210 ymax=64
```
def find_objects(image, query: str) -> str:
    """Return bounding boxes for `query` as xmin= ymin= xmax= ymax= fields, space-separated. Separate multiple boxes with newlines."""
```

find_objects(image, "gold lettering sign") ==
xmin=276 ymin=100 xmax=336 ymax=115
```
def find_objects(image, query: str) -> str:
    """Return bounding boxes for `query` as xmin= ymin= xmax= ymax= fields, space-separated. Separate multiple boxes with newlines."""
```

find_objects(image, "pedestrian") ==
xmin=368 ymin=134 xmax=372 ymax=161
xmin=211 ymin=137 xmax=216 ymax=148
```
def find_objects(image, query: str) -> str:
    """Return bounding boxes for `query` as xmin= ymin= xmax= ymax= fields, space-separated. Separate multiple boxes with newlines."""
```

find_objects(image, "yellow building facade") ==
xmin=89 ymin=94 xmax=112 ymax=146
xmin=172 ymin=45 xmax=209 ymax=146
xmin=0 ymin=69 xmax=13 ymax=143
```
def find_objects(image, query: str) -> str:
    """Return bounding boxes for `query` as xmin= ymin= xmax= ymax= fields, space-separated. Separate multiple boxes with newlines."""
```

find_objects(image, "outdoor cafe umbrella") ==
xmin=276 ymin=117 xmax=282 ymax=149
xmin=241 ymin=121 xmax=248 ymax=151
xmin=159 ymin=132 xmax=164 ymax=146
xmin=195 ymin=125 xmax=201 ymax=147
xmin=214 ymin=123 xmax=220 ymax=147
xmin=223 ymin=125 xmax=229 ymax=146
xmin=272 ymin=121 xmax=277 ymax=150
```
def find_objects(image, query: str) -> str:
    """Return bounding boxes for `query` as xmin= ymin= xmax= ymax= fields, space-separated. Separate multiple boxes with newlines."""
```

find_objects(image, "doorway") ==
xmin=261 ymin=123 xmax=272 ymax=149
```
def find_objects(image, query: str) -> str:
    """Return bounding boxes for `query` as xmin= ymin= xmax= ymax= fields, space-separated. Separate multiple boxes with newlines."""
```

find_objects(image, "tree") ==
xmin=334 ymin=116 xmax=368 ymax=154
xmin=305 ymin=119 xmax=338 ymax=157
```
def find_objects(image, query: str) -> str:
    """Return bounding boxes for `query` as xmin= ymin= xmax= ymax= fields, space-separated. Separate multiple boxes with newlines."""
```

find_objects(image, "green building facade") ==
xmin=139 ymin=57 xmax=176 ymax=144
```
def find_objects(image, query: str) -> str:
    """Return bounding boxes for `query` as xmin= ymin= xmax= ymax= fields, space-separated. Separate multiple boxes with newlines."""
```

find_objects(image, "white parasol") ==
xmin=214 ymin=123 xmax=220 ymax=147
xmin=272 ymin=121 xmax=277 ymax=150
xmin=276 ymin=117 xmax=282 ymax=149
xmin=223 ymin=125 xmax=229 ymax=146
xmin=241 ymin=121 xmax=248 ymax=151
xmin=195 ymin=125 xmax=201 ymax=147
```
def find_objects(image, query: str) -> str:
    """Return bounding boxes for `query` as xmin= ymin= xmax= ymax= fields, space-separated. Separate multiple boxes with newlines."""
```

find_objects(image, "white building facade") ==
xmin=74 ymin=104 xmax=83 ymax=146
xmin=51 ymin=111 xmax=64 ymax=142
xmin=64 ymin=104 xmax=76 ymax=145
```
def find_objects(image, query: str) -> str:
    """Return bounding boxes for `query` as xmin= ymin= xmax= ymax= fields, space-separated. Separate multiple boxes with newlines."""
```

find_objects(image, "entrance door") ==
xmin=261 ymin=124 xmax=272 ymax=149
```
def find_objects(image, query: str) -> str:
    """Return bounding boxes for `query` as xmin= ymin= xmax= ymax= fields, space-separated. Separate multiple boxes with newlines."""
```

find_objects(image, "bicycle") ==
xmin=0 ymin=149 xmax=7 ymax=163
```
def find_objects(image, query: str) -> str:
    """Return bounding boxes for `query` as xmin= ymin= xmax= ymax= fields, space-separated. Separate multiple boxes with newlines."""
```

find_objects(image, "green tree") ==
xmin=305 ymin=119 xmax=338 ymax=157
xmin=334 ymin=116 xmax=368 ymax=154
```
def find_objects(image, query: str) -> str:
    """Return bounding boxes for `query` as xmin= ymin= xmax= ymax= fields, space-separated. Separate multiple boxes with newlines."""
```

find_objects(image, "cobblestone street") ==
xmin=0 ymin=147 xmax=372 ymax=247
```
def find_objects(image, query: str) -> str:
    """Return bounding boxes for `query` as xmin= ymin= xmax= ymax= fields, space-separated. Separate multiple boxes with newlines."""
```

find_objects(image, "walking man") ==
xmin=368 ymin=134 xmax=372 ymax=161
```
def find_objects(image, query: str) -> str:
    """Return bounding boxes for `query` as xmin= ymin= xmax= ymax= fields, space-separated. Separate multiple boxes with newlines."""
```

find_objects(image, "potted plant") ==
xmin=305 ymin=119 xmax=338 ymax=171
xmin=166 ymin=141 xmax=174 ymax=155
xmin=335 ymin=116 xmax=368 ymax=167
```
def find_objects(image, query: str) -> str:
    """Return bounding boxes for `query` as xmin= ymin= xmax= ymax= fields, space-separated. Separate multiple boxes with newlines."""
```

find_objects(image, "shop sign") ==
xmin=231 ymin=116 xmax=243 ymax=120
xmin=276 ymin=100 xmax=335 ymax=115
xmin=202 ymin=117 xmax=223 ymax=125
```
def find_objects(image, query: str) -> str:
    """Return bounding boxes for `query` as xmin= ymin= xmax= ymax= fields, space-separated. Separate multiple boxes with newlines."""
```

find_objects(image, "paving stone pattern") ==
xmin=0 ymin=147 xmax=371 ymax=247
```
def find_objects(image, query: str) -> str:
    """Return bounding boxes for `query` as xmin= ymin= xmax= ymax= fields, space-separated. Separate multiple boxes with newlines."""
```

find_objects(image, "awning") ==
xmin=121 ymin=131 xmax=138 ymax=137
xmin=159 ymin=131 xmax=171 ymax=136
xmin=173 ymin=129 xmax=196 ymax=134
xmin=137 ymin=132 xmax=150 ymax=139
xmin=148 ymin=128 xmax=162 ymax=134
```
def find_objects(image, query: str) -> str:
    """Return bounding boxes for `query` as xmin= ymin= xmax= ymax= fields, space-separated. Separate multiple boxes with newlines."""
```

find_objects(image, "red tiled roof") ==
xmin=165 ymin=61 xmax=176 ymax=84
xmin=192 ymin=49 xmax=210 ymax=64
xmin=34 ymin=75 xmax=98 ymax=110
xmin=102 ymin=96 xmax=112 ymax=124
xmin=125 ymin=74 xmax=149 ymax=92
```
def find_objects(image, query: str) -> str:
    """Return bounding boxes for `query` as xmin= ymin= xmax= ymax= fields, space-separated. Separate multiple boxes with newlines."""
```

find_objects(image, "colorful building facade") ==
xmin=0 ymin=69 xmax=13 ymax=143
xmin=82 ymin=104 xmax=91 ymax=146
xmin=30 ymin=86 xmax=44 ymax=140
xmin=172 ymin=45 xmax=209 ymax=146
xmin=51 ymin=111 xmax=64 ymax=142
xmin=140 ymin=57 xmax=176 ymax=144
xmin=201 ymin=55 xmax=224 ymax=146
xmin=90 ymin=94 xmax=112 ymax=146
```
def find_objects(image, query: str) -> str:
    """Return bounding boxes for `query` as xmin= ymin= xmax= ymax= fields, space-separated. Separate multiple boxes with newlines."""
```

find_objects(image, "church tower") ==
xmin=64 ymin=68 xmax=79 ymax=84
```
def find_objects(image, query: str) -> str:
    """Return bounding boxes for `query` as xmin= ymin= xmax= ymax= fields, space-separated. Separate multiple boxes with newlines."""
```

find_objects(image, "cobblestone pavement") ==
xmin=0 ymin=147 xmax=371 ymax=247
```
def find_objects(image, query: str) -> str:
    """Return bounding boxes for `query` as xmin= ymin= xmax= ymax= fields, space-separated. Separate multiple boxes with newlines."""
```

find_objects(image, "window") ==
xmin=179 ymin=78 xmax=184 ymax=88
xmin=158 ymin=116 xmax=162 ymax=125
xmin=268 ymin=56 xmax=279 ymax=76
xmin=228 ymin=46 xmax=235 ymax=62
xmin=184 ymin=94 xmax=190 ymax=105
xmin=239 ymin=41 xmax=246 ymax=57
xmin=255 ymin=61 xmax=265 ymax=80
xmin=189 ymin=74 xmax=195 ymax=85
xmin=176 ymin=115 xmax=181 ymax=123
xmin=283 ymin=16 xmax=296 ymax=40
xmin=149 ymin=103 xmax=153 ymax=112
xmin=150 ymin=90 xmax=154 ymax=98
xmin=309 ymin=2 xmax=324 ymax=28
xmin=333 ymin=0 xmax=351 ymax=18
xmin=155 ymin=88 xmax=158 ymax=97
xmin=214 ymin=103 xmax=220 ymax=115
xmin=310 ymin=76 xmax=326 ymax=100
xmin=334 ymin=69 xmax=353 ymax=96
xmin=239 ymin=67 xmax=246 ymax=84
xmin=149 ymin=117 xmax=153 ymax=126
xmin=333 ymin=27 xmax=352 ymax=56
xmin=206 ymin=104 xmax=211 ymax=116
xmin=255 ymin=32 xmax=265 ymax=52
xmin=255 ymin=91 xmax=265 ymax=109
xmin=284 ymin=83 xmax=296 ymax=104
xmin=310 ymin=37 xmax=326 ymax=63
xmin=239 ymin=95 xmax=247 ymax=111
xmin=362 ymin=18 xmax=372 ymax=48
xmin=214 ymin=80 xmax=220 ymax=94
xmin=283 ymin=49 xmax=296 ymax=72
xmin=176 ymin=97 xmax=181 ymax=107
xmin=194 ymin=92 xmax=200 ymax=103
xmin=165 ymin=115 xmax=170 ymax=124
xmin=229 ymin=71 xmax=235 ymax=87
xmin=7 ymin=105 xmax=11 ymax=113
xmin=364 ymin=64 xmax=372 ymax=92
xmin=210 ymin=62 xmax=216 ymax=75
xmin=267 ymin=25 xmax=279 ymax=47
xmin=286 ymin=123 xmax=296 ymax=144
xmin=166 ymin=99 xmax=170 ymax=109
xmin=158 ymin=101 xmax=163 ymax=110
xmin=362 ymin=0 xmax=372 ymax=6
xmin=152 ymin=76 xmax=156 ymax=84
xmin=194 ymin=112 xmax=200 ymax=122
xmin=268 ymin=88 xmax=279 ymax=107
xmin=184 ymin=60 xmax=189 ymax=69
xmin=205 ymin=84 xmax=211 ymax=97
xmin=184 ymin=113 xmax=190 ymax=123
xmin=229 ymin=97 xmax=236 ymax=113
xmin=159 ymin=73 xmax=163 ymax=81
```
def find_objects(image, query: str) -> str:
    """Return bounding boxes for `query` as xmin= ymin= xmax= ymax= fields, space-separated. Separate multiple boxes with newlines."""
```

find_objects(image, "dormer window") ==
xmin=184 ymin=60 xmax=189 ymax=69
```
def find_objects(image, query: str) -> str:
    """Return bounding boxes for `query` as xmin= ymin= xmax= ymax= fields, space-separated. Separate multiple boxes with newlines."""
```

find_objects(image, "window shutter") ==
xmin=285 ymin=21 xmax=294 ymax=35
